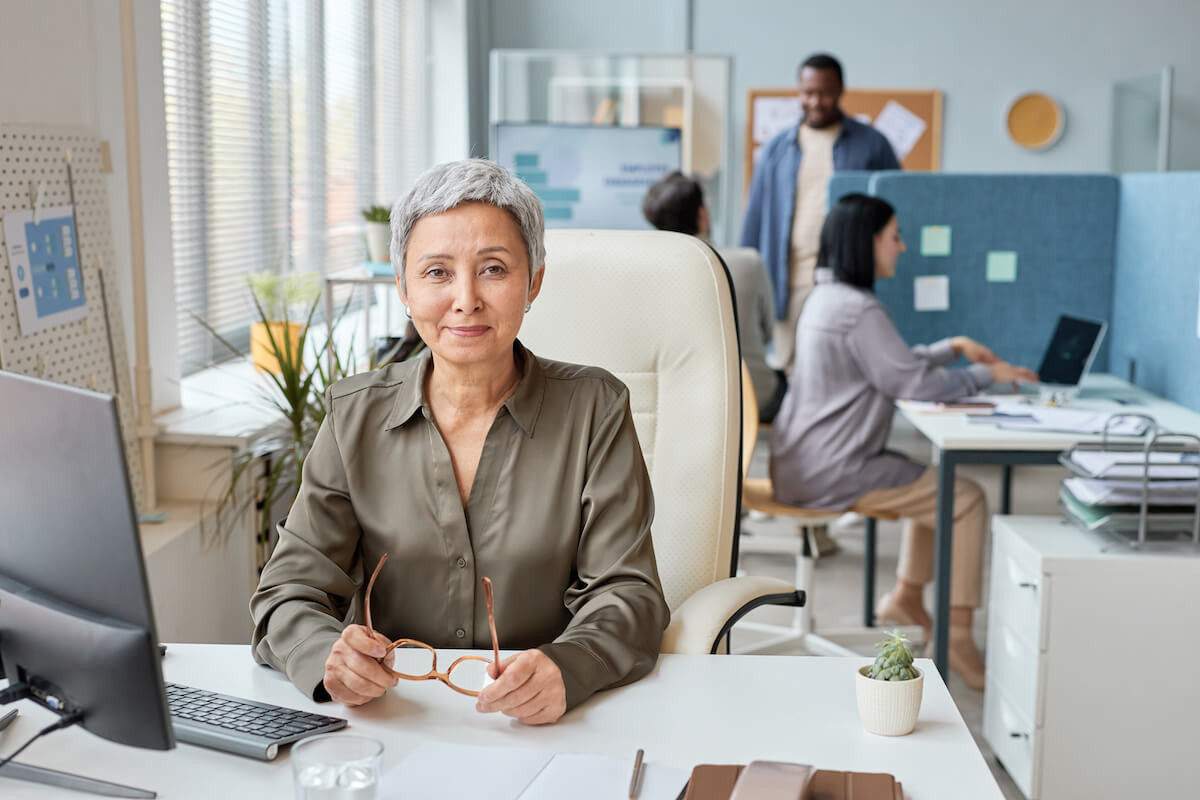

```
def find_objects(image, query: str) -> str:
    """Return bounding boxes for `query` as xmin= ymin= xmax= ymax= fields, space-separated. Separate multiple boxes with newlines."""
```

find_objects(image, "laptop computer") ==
xmin=1036 ymin=314 xmax=1107 ymax=389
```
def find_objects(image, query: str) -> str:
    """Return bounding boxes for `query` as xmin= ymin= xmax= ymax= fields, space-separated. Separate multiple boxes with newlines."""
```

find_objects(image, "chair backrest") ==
xmin=518 ymin=230 xmax=741 ymax=611
xmin=740 ymin=361 xmax=759 ymax=480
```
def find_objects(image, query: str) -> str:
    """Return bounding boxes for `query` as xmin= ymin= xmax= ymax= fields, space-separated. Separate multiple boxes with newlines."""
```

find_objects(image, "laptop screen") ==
xmin=1036 ymin=315 xmax=1106 ymax=386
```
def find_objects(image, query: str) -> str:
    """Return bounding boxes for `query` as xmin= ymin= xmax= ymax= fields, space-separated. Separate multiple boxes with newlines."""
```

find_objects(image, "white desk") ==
xmin=322 ymin=265 xmax=397 ymax=374
xmin=895 ymin=374 xmax=1200 ymax=679
xmin=2 ymin=645 xmax=1003 ymax=799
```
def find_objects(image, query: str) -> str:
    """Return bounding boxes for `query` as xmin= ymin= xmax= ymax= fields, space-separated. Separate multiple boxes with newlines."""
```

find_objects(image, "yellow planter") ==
xmin=250 ymin=321 xmax=305 ymax=374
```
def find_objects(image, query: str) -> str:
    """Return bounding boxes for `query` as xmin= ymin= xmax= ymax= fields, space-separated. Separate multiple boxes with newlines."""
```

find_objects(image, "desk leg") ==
xmin=933 ymin=450 xmax=956 ymax=680
xmin=1001 ymin=465 xmax=1013 ymax=514
xmin=863 ymin=517 xmax=877 ymax=627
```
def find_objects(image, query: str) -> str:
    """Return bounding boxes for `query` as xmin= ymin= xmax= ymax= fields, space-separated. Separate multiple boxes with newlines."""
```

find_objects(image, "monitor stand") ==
xmin=0 ymin=691 xmax=156 ymax=798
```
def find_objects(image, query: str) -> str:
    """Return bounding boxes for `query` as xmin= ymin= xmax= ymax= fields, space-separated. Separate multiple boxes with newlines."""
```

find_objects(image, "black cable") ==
xmin=0 ymin=710 xmax=84 ymax=769
xmin=0 ymin=682 xmax=30 ymax=703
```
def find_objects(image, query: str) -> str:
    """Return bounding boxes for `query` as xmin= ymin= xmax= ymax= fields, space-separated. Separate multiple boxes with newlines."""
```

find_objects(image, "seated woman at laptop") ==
xmin=250 ymin=159 xmax=669 ymax=724
xmin=770 ymin=193 xmax=1036 ymax=688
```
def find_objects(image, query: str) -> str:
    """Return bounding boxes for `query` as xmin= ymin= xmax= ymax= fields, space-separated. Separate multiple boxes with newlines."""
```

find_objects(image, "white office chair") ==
xmin=518 ymin=229 xmax=802 ymax=654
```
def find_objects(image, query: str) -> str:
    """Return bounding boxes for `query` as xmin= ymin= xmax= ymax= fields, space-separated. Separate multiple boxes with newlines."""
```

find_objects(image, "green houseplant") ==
xmin=362 ymin=204 xmax=392 ymax=264
xmin=196 ymin=272 xmax=354 ymax=567
xmin=855 ymin=631 xmax=925 ymax=736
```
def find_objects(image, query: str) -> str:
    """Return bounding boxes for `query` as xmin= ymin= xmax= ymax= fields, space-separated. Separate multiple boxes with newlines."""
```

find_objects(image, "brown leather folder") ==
xmin=683 ymin=764 xmax=903 ymax=800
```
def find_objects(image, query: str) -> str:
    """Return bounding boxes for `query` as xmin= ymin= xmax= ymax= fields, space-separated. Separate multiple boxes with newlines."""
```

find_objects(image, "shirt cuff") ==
xmin=925 ymin=338 xmax=958 ymax=366
xmin=538 ymin=640 xmax=610 ymax=711
xmin=284 ymin=631 xmax=342 ymax=702
xmin=967 ymin=363 xmax=995 ymax=393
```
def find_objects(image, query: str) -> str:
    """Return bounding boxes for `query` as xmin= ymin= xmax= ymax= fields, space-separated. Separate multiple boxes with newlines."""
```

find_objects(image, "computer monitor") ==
xmin=1036 ymin=314 xmax=1107 ymax=388
xmin=0 ymin=371 xmax=173 ymax=752
xmin=491 ymin=123 xmax=682 ymax=229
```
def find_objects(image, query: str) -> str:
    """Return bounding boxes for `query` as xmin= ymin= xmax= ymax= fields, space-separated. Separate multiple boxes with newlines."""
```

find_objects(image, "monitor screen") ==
xmin=492 ymin=123 xmax=682 ymax=229
xmin=0 ymin=371 xmax=172 ymax=751
xmin=1036 ymin=315 xmax=1106 ymax=386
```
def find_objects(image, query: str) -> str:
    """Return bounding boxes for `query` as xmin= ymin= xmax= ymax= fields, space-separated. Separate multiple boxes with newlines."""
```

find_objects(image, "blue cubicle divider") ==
xmin=1110 ymin=172 xmax=1200 ymax=413
xmin=867 ymin=173 xmax=1119 ymax=374
xmin=827 ymin=171 xmax=875 ymax=207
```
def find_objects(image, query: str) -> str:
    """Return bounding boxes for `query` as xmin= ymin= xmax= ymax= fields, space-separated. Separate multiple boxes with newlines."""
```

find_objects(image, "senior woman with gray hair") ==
xmin=251 ymin=159 xmax=669 ymax=725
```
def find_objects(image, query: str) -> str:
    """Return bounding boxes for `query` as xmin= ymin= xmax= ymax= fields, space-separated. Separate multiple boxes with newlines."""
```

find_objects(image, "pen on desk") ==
xmin=628 ymin=747 xmax=645 ymax=799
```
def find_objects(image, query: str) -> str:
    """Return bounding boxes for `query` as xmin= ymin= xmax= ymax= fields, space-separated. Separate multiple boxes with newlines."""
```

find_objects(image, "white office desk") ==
xmin=895 ymin=374 xmax=1200 ymax=679
xmin=2 ymin=644 xmax=1003 ymax=799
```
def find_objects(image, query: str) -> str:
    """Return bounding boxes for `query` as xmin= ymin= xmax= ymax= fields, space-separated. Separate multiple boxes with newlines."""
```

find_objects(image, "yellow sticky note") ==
xmin=920 ymin=225 xmax=951 ymax=256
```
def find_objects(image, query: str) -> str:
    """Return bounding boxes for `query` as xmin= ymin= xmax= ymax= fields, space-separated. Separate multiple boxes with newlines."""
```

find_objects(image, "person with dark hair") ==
xmin=740 ymin=53 xmax=901 ymax=377
xmin=769 ymin=193 xmax=1037 ymax=689
xmin=643 ymin=172 xmax=786 ymax=421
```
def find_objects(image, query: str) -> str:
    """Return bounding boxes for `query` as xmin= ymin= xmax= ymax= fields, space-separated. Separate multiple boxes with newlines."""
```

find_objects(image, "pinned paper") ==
xmin=872 ymin=100 xmax=927 ymax=161
xmin=914 ymin=275 xmax=949 ymax=311
xmin=920 ymin=225 xmax=952 ymax=256
xmin=986 ymin=251 xmax=1018 ymax=282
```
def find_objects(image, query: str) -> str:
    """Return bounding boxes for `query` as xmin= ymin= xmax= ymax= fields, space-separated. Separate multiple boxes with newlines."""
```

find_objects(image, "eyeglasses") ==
xmin=364 ymin=553 xmax=501 ymax=697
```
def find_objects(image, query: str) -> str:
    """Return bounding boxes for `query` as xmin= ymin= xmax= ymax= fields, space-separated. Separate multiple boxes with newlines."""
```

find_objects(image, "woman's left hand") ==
xmin=475 ymin=649 xmax=567 ymax=725
xmin=952 ymin=336 xmax=997 ymax=365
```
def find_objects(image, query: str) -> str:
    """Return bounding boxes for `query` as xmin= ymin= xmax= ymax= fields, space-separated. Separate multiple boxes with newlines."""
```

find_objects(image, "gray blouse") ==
xmin=769 ymin=269 xmax=993 ymax=509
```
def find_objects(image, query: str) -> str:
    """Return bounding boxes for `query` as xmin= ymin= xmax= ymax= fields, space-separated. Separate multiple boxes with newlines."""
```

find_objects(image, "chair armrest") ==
xmin=661 ymin=576 xmax=805 ymax=655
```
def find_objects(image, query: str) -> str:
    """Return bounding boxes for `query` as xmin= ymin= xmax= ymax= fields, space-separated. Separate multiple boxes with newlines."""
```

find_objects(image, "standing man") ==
xmin=643 ymin=171 xmax=786 ymax=422
xmin=741 ymin=53 xmax=900 ymax=375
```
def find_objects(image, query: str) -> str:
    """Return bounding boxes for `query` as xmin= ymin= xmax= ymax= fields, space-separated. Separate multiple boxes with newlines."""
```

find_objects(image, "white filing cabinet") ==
xmin=983 ymin=516 xmax=1200 ymax=799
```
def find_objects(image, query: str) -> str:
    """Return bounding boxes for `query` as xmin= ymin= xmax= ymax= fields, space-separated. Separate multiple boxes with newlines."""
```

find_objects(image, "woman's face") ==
xmin=873 ymin=216 xmax=906 ymax=279
xmin=398 ymin=202 xmax=542 ymax=370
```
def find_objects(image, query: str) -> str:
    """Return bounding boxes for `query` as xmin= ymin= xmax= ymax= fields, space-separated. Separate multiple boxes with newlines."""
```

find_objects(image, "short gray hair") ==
xmin=389 ymin=159 xmax=546 ymax=292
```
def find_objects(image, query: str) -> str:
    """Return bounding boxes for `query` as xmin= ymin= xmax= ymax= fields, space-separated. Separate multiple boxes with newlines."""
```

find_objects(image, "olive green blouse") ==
xmin=249 ymin=343 xmax=669 ymax=710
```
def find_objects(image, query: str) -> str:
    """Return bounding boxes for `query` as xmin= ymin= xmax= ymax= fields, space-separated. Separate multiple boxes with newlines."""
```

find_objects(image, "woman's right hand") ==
xmin=989 ymin=361 xmax=1038 ymax=386
xmin=323 ymin=624 xmax=398 ymax=706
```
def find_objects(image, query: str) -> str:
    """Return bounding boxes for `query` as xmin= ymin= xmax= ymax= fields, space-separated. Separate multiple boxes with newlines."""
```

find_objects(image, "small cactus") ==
xmin=868 ymin=631 xmax=918 ymax=681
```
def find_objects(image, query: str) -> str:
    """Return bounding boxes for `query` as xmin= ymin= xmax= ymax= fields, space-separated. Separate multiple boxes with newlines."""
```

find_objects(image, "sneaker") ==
xmin=804 ymin=525 xmax=840 ymax=558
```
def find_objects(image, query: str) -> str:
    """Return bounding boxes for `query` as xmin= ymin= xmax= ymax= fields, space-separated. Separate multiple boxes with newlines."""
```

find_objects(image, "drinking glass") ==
xmin=292 ymin=733 xmax=382 ymax=800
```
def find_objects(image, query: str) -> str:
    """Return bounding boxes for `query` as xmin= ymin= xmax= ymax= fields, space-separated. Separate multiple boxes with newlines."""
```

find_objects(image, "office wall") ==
xmin=1110 ymin=172 xmax=1200 ymax=413
xmin=486 ymin=0 xmax=1200 ymax=237
xmin=0 ymin=0 xmax=179 ymax=410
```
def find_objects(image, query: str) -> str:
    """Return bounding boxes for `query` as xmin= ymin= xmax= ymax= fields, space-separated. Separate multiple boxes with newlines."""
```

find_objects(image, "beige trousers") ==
xmin=772 ymin=283 xmax=814 ymax=376
xmin=852 ymin=468 xmax=987 ymax=608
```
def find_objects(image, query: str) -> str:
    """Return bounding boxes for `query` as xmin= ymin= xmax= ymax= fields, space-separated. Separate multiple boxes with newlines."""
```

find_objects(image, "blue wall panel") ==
xmin=1111 ymin=173 xmax=1200 ymax=413
xmin=868 ymin=173 xmax=1118 ymax=374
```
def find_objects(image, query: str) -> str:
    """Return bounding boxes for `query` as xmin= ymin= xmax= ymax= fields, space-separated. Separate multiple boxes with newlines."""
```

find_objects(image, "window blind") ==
xmin=162 ymin=0 xmax=430 ymax=376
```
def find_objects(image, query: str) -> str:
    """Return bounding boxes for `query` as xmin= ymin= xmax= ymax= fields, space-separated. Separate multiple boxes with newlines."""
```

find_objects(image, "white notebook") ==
xmin=380 ymin=741 xmax=689 ymax=800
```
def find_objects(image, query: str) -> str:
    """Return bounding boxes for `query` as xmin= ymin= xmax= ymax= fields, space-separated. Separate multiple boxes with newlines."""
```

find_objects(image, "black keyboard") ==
xmin=165 ymin=682 xmax=347 ymax=760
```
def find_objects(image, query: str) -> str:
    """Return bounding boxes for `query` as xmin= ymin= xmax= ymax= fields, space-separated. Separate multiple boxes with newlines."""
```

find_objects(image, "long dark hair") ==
xmin=817 ymin=193 xmax=896 ymax=292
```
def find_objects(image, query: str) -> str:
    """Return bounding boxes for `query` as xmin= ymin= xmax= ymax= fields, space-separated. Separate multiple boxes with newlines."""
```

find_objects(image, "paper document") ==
xmin=914 ymin=275 xmax=949 ymax=311
xmin=1065 ymin=449 xmax=1200 ymax=480
xmin=968 ymin=404 xmax=1152 ymax=435
xmin=898 ymin=400 xmax=996 ymax=415
xmin=381 ymin=741 xmax=688 ymax=800
xmin=872 ymin=100 xmax=927 ymax=161
xmin=1063 ymin=477 xmax=1198 ymax=506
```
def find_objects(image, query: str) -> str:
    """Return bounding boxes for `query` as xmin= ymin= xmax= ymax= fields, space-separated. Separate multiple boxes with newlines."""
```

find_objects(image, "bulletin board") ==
xmin=0 ymin=125 xmax=145 ymax=510
xmin=745 ymin=88 xmax=943 ymax=190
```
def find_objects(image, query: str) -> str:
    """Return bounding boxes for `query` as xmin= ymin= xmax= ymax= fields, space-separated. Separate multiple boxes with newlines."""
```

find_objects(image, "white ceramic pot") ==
xmin=365 ymin=221 xmax=391 ymax=264
xmin=855 ymin=664 xmax=924 ymax=736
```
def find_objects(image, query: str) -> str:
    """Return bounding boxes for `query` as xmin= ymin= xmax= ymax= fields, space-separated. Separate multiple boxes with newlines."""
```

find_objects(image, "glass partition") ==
xmin=490 ymin=51 xmax=734 ymax=244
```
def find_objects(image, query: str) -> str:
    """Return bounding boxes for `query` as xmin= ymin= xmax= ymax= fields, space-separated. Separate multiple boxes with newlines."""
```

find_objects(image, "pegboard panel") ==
xmin=0 ymin=125 xmax=145 ymax=510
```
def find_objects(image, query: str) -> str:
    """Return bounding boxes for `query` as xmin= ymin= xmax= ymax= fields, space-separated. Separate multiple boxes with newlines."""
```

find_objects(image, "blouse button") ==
xmin=455 ymin=628 xmax=466 ymax=639
xmin=456 ymin=556 xmax=467 ymax=568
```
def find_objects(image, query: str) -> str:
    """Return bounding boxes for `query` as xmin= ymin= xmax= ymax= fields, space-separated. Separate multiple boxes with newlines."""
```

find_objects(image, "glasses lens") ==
xmin=447 ymin=658 xmax=491 ymax=694
xmin=390 ymin=643 xmax=435 ymax=677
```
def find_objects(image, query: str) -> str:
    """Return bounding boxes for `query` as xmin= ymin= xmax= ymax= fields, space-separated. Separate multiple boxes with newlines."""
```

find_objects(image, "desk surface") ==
xmin=2 ymin=645 xmax=1002 ymax=799
xmin=898 ymin=374 xmax=1200 ymax=451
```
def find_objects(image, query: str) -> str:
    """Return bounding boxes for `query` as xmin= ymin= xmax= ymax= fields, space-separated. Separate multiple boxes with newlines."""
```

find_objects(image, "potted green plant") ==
xmin=855 ymin=631 xmax=924 ymax=736
xmin=246 ymin=271 xmax=322 ymax=374
xmin=194 ymin=274 xmax=353 ymax=565
xmin=362 ymin=204 xmax=392 ymax=264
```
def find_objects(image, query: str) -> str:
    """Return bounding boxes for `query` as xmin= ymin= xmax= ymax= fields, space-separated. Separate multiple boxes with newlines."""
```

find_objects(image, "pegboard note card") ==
xmin=4 ymin=204 xmax=87 ymax=335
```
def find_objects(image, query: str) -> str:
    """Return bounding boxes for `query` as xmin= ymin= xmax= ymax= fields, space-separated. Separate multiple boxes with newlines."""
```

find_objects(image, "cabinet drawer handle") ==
xmin=1009 ymin=731 xmax=1031 ymax=740
xmin=1017 ymin=581 xmax=1038 ymax=590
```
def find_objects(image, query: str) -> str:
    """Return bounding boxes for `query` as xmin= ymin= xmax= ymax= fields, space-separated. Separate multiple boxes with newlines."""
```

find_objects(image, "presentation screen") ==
xmin=492 ymin=124 xmax=682 ymax=229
